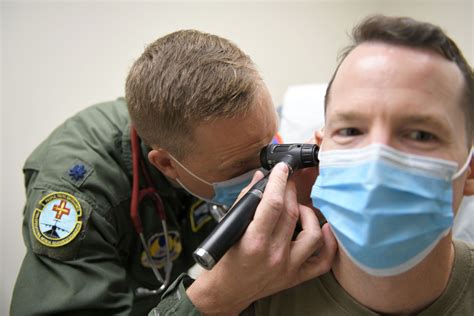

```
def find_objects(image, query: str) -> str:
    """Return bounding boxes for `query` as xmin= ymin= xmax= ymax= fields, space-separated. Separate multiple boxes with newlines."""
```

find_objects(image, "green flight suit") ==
xmin=11 ymin=99 xmax=217 ymax=315
xmin=251 ymin=239 xmax=474 ymax=315
xmin=150 ymin=240 xmax=474 ymax=315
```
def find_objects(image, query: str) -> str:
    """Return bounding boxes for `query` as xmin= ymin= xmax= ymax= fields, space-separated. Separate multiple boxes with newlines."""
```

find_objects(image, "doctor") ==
xmin=11 ymin=30 xmax=334 ymax=315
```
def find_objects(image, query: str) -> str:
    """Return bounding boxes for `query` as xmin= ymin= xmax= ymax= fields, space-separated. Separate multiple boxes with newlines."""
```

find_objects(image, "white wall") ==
xmin=1 ymin=1 xmax=473 ymax=313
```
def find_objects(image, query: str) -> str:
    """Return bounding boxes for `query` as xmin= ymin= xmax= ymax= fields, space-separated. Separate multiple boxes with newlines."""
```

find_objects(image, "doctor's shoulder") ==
xmin=22 ymin=98 xmax=133 ymax=262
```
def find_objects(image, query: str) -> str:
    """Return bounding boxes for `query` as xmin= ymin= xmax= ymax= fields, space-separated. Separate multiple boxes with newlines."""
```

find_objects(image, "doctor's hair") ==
xmin=125 ymin=29 xmax=262 ymax=159
xmin=324 ymin=14 xmax=474 ymax=145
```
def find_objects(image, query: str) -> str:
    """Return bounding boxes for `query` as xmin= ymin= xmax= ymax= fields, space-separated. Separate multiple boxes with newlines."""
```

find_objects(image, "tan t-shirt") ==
xmin=249 ymin=240 xmax=473 ymax=315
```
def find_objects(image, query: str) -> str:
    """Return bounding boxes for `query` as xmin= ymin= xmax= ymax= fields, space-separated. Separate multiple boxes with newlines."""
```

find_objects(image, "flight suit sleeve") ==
xmin=148 ymin=274 xmax=201 ymax=316
xmin=148 ymin=274 xmax=256 ymax=316
xmin=10 ymin=182 xmax=134 ymax=315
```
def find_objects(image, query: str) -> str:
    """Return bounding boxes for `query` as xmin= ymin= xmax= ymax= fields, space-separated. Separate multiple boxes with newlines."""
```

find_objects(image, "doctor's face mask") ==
xmin=311 ymin=144 xmax=472 ymax=277
xmin=169 ymin=154 xmax=260 ymax=208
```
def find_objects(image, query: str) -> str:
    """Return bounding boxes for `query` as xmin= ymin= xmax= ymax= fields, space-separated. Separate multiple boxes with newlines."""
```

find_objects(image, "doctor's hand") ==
xmin=186 ymin=162 xmax=337 ymax=315
xmin=293 ymin=133 xmax=323 ymax=219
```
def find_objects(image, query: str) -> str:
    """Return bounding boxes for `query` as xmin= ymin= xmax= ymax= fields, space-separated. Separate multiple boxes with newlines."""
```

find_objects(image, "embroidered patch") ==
xmin=189 ymin=200 xmax=213 ymax=232
xmin=31 ymin=192 xmax=83 ymax=248
xmin=63 ymin=159 xmax=94 ymax=188
xmin=68 ymin=164 xmax=87 ymax=181
xmin=141 ymin=231 xmax=182 ymax=269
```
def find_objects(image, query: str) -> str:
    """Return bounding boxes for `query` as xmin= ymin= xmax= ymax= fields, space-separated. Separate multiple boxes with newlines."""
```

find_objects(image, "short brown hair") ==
xmin=325 ymin=15 xmax=474 ymax=144
xmin=126 ymin=30 xmax=262 ymax=158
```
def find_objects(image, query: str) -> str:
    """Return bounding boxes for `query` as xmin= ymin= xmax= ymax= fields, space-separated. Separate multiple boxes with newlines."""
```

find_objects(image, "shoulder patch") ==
xmin=31 ymin=192 xmax=83 ymax=248
xmin=189 ymin=200 xmax=213 ymax=232
xmin=69 ymin=164 xmax=87 ymax=181
xmin=62 ymin=159 xmax=94 ymax=188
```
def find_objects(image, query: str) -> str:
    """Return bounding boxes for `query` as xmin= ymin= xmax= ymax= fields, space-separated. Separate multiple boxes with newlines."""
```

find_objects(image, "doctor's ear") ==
xmin=463 ymin=154 xmax=474 ymax=196
xmin=148 ymin=149 xmax=179 ymax=180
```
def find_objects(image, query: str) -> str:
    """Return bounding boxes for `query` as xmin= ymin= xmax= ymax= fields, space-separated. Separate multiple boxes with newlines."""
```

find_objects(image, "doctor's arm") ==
xmin=150 ymin=162 xmax=337 ymax=315
xmin=10 ymin=173 xmax=135 ymax=315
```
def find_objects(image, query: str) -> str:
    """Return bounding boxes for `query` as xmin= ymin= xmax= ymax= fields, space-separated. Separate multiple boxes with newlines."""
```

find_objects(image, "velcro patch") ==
xmin=62 ymin=159 xmax=94 ymax=188
xmin=32 ymin=192 xmax=82 ymax=247
xmin=189 ymin=200 xmax=213 ymax=232
xmin=141 ymin=231 xmax=182 ymax=269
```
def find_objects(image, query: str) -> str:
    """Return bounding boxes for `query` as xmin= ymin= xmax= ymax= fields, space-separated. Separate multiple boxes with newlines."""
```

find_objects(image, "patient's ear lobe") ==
xmin=315 ymin=128 xmax=324 ymax=147
xmin=463 ymin=155 xmax=474 ymax=196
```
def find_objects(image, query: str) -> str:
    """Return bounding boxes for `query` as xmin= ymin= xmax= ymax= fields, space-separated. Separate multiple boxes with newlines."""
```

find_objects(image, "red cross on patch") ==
xmin=52 ymin=200 xmax=70 ymax=219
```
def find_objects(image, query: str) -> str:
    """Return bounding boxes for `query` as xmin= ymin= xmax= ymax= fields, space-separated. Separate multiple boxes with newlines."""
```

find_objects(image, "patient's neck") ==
xmin=332 ymin=235 xmax=455 ymax=315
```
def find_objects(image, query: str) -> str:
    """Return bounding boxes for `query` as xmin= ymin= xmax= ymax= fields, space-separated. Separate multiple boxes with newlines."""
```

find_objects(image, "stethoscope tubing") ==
xmin=130 ymin=127 xmax=173 ymax=296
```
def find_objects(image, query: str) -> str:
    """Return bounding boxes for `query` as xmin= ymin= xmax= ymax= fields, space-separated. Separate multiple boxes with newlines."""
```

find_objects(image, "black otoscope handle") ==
xmin=193 ymin=175 xmax=269 ymax=270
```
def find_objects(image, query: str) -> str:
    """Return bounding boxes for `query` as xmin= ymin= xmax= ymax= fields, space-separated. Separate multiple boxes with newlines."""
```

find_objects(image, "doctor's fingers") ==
xmin=289 ymin=204 xmax=325 ymax=270
xmin=249 ymin=162 xmax=289 ymax=237
xmin=271 ymin=179 xmax=300 ymax=246
xmin=294 ymin=221 xmax=337 ymax=283
xmin=235 ymin=170 xmax=265 ymax=204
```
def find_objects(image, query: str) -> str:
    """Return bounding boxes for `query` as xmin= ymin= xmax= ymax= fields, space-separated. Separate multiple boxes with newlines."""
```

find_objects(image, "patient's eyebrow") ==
xmin=327 ymin=110 xmax=369 ymax=123
xmin=399 ymin=114 xmax=451 ymax=135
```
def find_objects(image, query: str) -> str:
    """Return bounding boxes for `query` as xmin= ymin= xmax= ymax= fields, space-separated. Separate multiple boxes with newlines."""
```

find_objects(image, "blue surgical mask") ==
xmin=170 ymin=155 xmax=260 ymax=207
xmin=311 ymin=144 xmax=471 ymax=277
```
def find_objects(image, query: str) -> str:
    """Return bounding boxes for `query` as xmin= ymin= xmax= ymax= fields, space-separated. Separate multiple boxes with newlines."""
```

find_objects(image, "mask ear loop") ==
xmin=452 ymin=148 xmax=473 ymax=180
xmin=174 ymin=177 xmax=215 ymax=204
xmin=168 ymin=153 xmax=217 ymax=202
xmin=168 ymin=153 xmax=213 ymax=186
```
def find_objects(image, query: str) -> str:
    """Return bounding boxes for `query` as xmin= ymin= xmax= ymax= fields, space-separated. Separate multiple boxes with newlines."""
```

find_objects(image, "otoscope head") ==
xmin=260 ymin=143 xmax=319 ymax=172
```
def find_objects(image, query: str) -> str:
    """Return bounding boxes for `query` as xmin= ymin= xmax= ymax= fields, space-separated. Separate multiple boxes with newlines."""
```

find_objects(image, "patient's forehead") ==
xmin=327 ymin=42 xmax=465 ymax=117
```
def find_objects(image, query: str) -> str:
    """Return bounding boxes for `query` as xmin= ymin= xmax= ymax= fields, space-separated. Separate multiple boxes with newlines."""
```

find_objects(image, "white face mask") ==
xmin=169 ymin=154 xmax=261 ymax=207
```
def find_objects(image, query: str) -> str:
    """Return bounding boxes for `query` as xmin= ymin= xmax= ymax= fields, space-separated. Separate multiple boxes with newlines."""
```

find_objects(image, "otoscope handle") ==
xmin=193 ymin=175 xmax=269 ymax=270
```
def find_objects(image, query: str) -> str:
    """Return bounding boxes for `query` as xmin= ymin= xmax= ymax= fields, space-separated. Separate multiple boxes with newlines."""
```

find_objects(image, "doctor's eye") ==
xmin=336 ymin=128 xmax=362 ymax=137
xmin=407 ymin=131 xmax=436 ymax=142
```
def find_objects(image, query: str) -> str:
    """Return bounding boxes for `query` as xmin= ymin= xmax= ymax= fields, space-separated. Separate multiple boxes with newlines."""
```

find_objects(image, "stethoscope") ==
xmin=130 ymin=127 xmax=172 ymax=297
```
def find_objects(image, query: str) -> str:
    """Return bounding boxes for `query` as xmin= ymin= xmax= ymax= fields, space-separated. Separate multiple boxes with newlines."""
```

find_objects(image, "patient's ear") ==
xmin=148 ymin=149 xmax=178 ymax=180
xmin=463 ymin=155 xmax=474 ymax=196
xmin=315 ymin=128 xmax=324 ymax=146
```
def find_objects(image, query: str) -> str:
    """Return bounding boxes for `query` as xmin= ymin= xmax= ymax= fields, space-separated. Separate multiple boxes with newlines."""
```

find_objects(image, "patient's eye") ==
xmin=407 ymin=131 xmax=436 ymax=142
xmin=337 ymin=128 xmax=362 ymax=137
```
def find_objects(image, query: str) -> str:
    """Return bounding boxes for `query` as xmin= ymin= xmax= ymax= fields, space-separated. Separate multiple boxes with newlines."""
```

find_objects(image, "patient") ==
xmin=247 ymin=14 xmax=474 ymax=315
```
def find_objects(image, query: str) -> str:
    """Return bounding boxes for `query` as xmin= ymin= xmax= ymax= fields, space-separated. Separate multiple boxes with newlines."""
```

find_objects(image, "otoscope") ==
xmin=193 ymin=143 xmax=319 ymax=270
